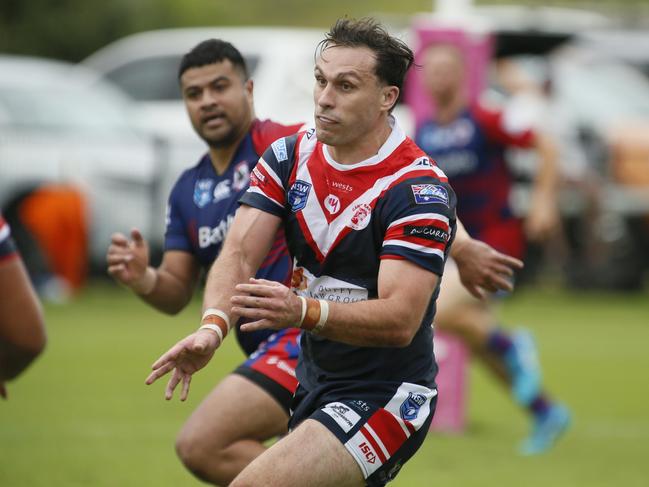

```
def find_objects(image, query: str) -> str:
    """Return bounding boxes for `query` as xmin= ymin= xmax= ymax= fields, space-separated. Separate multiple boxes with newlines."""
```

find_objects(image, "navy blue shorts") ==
xmin=288 ymin=380 xmax=437 ymax=486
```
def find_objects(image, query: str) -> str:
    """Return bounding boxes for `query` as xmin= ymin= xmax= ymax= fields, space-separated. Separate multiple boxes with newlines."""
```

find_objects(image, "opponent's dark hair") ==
xmin=318 ymin=18 xmax=414 ymax=92
xmin=178 ymin=39 xmax=248 ymax=80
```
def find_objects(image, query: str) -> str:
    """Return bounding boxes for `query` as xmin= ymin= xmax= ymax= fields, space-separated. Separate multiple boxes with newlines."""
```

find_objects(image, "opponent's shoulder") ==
xmin=251 ymin=118 xmax=304 ymax=155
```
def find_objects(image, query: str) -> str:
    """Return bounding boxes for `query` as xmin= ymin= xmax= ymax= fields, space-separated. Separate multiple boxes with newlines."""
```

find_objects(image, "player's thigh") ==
xmin=179 ymin=373 xmax=288 ymax=447
xmin=231 ymin=418 xmax=364 ymax=487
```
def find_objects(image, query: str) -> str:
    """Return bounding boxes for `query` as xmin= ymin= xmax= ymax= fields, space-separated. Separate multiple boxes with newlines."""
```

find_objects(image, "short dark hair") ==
xmin=178 ymin=39 xmax=248 ymax=80
xmin=318 ymin=18 xmax=414 ymax=92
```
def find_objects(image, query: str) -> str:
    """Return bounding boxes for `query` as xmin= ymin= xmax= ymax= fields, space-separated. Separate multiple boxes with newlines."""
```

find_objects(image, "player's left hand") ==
xmin=231 ymin=278 xmax=302 ymax=332
xmin=453 ymin=238 xmax=524 ymax=299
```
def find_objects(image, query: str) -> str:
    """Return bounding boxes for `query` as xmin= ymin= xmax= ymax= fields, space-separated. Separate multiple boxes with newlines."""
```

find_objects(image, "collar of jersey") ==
xmin=321 ymin=115 xmax=405 ymax=171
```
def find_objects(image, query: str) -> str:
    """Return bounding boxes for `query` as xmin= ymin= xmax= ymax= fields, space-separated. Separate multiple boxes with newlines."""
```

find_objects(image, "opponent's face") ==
xmin=421 ymin=46 xmax=464 ymax=102
xmin=313 ymin=45 xmax=398 ymax=149
xmin=181 ymin=60 xmax=253 ymax=148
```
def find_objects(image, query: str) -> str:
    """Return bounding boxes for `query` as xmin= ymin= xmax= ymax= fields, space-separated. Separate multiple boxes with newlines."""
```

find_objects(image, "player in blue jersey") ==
xmin=0 ymin=214 xmax=46 ymax=399
xmin=415 ymin=43 xmax=570 ymax=454
xmin=145 ymin=18 xmax=519 ymax=486
xmin=106 ymin=39 xmax=303 ymax=485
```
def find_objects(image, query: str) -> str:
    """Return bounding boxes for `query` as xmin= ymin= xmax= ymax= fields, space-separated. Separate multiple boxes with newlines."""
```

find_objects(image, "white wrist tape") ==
xmin=198 ymin=324 xmax=223 ymax=344
xmin=297 ymin=296 xmax=307 ymax=327
xmin=202 ymin=308 xmax=231 ymax=332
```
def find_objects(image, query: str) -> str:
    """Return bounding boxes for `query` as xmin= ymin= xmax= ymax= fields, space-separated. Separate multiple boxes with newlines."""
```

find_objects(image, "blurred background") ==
xmin=1 ymin=1 xmax=648 ymax=486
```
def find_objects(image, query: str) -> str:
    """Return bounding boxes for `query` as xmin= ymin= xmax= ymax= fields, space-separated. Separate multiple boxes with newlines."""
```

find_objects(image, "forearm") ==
xmin=532 ymin=132 xmax=559 ymax=197
xmin=135 ymin=267 xmax=197 ymax=315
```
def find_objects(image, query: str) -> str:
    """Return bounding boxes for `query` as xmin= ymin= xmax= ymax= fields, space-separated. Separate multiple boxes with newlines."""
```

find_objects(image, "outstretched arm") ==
xmin=145 ymin=205 xmax=281 ymax=400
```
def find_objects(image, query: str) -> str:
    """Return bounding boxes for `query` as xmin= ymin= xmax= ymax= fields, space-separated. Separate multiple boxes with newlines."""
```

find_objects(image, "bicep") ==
xmin=222 ymin=205 xmax=283 ymax=272
xmin=377 ymin=258 xmax=439 ymax=319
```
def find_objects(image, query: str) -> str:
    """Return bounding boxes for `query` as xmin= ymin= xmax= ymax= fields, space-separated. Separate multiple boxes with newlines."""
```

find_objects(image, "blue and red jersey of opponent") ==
xmin=0 ymin=215 xmax=18 ymax=262
xmin=415 ymin=104 xmax=534 ymax=259
xmin=164 ymin=119 xmax=302 ymax=355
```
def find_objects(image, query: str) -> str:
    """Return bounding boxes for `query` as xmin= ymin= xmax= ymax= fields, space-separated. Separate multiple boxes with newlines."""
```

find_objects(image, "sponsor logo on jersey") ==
xmin=358 ymin=442 xmax=377 ymax=464
xmin=305 ymin=127 xmax=316 ymax=139
xmin=331 ymin=181 xmax=353 ymax=192
xmin=250 ymin=167 xmax=266 ymax=186
xmin=411 ymin=184 xmax=449 ymax=206
xmin=349 ymin=203 xmax=372 ymax=230
xmin=322 ymin=402 xmax=361 ymax=433
xmin=197 ymin=214 xmax=234 ymax=248
xmin=415 ymin=157 xmax=433 ymax=167
xmin=193 ymin=179 xmax=214 ymax=208
xmin=271 ymin=138 xmax=288 ymax=161
xmin=232 ymin=161 xmax=250 ymax=191
xmin=399 ymin=392 xmax=427 ymax=421
xmin=293 ymin=267 xmax=369 ymax=304
xmin=324 ymin=194 xmax=341 ymax=215
xmin=403 ymin=225 xmax=449 ymax=243
xmin=212 ymin=180 xmax=232 ymax=203
xmin=288 ymin=180 xmax=311 ymax=212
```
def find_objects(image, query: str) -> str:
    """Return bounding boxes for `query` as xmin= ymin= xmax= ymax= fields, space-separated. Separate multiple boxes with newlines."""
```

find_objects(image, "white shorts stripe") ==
xmin=364 ymin=423 xmax=391 ymax=461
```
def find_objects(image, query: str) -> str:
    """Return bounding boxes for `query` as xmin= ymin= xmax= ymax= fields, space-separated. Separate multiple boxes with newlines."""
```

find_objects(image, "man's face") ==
xmin=313 ymin=45 xmax=395 ymax=148
xmin=421 ymin=45 xmax=464 ymax=102
xmin=180 ymin=60 xmax=253 ymax=148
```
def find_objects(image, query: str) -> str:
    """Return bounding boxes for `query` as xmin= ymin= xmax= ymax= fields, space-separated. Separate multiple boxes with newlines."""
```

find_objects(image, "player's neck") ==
xmin=435 ymin=93 xmax=467 ymax=125
xmin=326 ymin=117 xmax=392 ymax=166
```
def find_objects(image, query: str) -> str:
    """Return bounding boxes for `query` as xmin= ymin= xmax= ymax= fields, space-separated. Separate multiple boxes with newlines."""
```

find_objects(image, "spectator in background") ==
xmin=415 ymin=43 xmax=570 ymax=455
xmin=0 ymin=214 xmax=46 ymax=398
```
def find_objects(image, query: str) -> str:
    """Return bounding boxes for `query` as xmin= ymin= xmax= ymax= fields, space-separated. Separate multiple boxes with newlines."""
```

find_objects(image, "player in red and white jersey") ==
xmin=0 ymin=214 xmax=46 ymax=398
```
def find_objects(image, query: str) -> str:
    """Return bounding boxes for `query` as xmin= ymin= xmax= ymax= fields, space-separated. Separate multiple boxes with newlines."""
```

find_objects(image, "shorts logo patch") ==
xmin=404 ymin=225 xmax=449 ymax=243
xmin=324 ymin=194 xmax=341 ymax=215
xmin=322 ymin=402 xmax=361 ymax=433
xmin=288 ymin=180 xmax=311 ymax=212
xmin=193 ymin=179 xmax=214 ymax=208
xmin=411 ymin=184 xmax=449 ymax=206
xmin=400 ymin=392 xmax=426 ymax=421
xmin=271 ymin=138 xmax=288 ymax=161
xmin=349 ymin=203 xmax=372 ymax=231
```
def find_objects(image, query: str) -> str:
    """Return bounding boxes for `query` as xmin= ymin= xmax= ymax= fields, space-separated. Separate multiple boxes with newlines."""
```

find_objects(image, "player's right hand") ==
xmin=106 ymin=228 xmax=149 ymax=287
xmin=145 ymin=330 xmax=220 ymax=401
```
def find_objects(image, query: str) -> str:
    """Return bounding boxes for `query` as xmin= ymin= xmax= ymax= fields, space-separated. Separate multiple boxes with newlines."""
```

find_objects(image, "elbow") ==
xmin=388 ymin=323 xmax=418 ymax=348
xmin=1 ymin=335 xmax=46 ymax=381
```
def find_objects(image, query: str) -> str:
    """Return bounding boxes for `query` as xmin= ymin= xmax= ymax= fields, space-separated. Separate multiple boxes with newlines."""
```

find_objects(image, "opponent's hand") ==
xmin=231 ymin=278 xmax=302 ymax=332
xmin=145 ymin=330 xmax=220 ymax=401
xmin=106 ymin=228 xmax=150 ymax=287
xmin=453 ymin=238 xmax=524 ymax=299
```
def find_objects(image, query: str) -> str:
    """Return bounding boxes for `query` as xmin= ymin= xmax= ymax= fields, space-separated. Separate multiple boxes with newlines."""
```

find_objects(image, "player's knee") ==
xmin=175 ymin=429 xmax=216 ymax=481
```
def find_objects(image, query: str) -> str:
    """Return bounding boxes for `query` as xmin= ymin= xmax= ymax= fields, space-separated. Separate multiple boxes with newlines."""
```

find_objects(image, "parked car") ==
xmin=0 ymin=55 xmax=161 ymax=272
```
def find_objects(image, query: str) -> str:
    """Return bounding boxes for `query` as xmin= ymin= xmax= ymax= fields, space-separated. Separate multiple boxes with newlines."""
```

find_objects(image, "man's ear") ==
xmin=381 ymin=85 xmax=399 ymax=112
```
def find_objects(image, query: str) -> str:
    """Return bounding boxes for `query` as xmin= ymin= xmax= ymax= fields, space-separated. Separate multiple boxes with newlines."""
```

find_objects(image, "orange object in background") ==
xmin=18 ymin=186 xmax=88 ymax=291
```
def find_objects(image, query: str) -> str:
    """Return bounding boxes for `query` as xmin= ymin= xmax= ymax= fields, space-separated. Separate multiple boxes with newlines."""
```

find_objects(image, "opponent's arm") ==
xmin=0 ymin=256 xmax=46 ymax=387
xmin=145 ymin=205 xmax=281 ymax=400
xmin=107 ymin=229 xmax=200 ymax=314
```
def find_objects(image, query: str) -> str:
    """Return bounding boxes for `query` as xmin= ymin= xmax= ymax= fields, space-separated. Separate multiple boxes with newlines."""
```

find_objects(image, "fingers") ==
xmin=465 ymin=284 xmax=486 ymax=300
xmin=231 ymin=294 xmax=275 ymax=309
xmin=495 ymin=253 xmax=524 ymax=270
xmin=180 ymin=374 xmax=192 ymax=402
xmin=131 ymin=228 xmax=145 ymax=247
xmin=110 ymin=232 xmax=128 ymax=246
xmin=234 ymin=282 xmax=280 ymax=297
xmin=239 ymin=318 xmax=277 ymax=332
xmin=151 ymin=341 xmax=185 ymax=370
xmin=145 ymin=360 xmax=175 ymax=385
xmin=165 ymin=369 xmax=182 ymax=400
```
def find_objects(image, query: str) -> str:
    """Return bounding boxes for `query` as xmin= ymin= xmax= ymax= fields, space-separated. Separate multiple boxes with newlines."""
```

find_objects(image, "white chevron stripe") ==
xmin=382 ymin=240 xmax=445 ymax=259
xmin=387 ymin=212 xmax=450 ymax=230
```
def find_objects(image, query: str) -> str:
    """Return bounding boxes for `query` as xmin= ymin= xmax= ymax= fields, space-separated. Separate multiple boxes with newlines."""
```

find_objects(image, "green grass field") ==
xmin=1 ymin=282 xmax=648 ymax=486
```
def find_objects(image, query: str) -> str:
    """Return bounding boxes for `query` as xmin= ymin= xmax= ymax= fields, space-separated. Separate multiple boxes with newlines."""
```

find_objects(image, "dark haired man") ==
xmin=107 ymin=39 xmax=303 ymax=485
xmin=147 ymin=19 xmax=467 ymax=486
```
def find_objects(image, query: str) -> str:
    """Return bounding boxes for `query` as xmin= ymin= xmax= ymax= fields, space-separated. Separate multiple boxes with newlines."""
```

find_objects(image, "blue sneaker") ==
xmin=505 ymin=329 xmax=542 ymax=406
xmin=520 ymin=403 xmax=572 ymax=455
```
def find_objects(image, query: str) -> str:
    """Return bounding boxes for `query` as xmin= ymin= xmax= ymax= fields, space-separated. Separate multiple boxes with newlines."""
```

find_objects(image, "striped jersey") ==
xmin=240 ymin=117 xmax=457 ymax=389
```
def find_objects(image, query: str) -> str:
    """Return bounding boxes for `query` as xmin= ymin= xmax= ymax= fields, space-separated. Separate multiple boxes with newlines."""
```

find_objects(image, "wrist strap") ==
xmin=200 ymin=308 xmax=230 ymax=343
xmin=299 ymin=298 xmax=328 ymax=333
xmin=313 ymin=299 xmax=329 ymax=334
xmin=198 ymin=324 xmax=223 ymax=344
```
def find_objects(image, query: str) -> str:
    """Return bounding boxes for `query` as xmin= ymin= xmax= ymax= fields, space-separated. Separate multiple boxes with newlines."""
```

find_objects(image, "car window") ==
xmin=105 ymin=55 xmax=260 ymax=102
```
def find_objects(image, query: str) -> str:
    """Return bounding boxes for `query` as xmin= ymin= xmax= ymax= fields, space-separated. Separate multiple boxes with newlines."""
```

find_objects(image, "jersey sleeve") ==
xmin=379 ymin=177 xmax=457 ymax=276
xmin=0 ymin=215 xmax=18 ymax=261
xmin=239 ymin=134 xmax=299 ymax=218
xmin=473 ymin=104 xmax=535 ymax=148
xmin=163 ymin=176 xmax=192 ymax=252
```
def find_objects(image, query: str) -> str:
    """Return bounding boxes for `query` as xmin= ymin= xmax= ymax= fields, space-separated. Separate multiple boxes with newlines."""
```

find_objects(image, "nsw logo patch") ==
xmin=399 ymin=392 xmax=427 ymax=421
xmin=288 ymin=180 xmax=311 ymax=212
xmin=411 ymin=184 xmax=449 ymax=206
xmin=193 ymin=179 xmax=214 ymax=208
